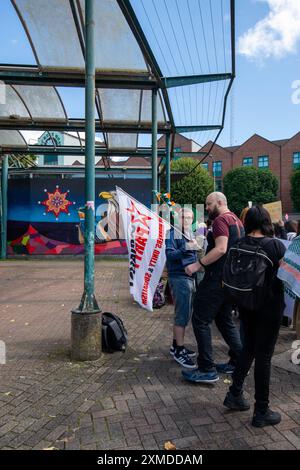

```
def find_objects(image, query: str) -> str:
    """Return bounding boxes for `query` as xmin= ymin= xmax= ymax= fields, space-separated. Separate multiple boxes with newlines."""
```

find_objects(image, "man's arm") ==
xmin=184 ymin=236 xmax=228 ymax=276
xmin=165 ymin=232 xmax=185 ymax=261
xmin=200 ymin=235 xmax=228 ymax=266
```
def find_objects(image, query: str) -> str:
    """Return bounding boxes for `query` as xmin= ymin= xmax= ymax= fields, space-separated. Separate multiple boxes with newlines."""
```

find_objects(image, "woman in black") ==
xmin=223 ymin=206 xmax=286 ymax=428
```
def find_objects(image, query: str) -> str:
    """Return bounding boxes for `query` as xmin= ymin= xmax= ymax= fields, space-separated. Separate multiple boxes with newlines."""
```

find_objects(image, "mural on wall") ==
xmin=38 ymin=185 xmax=75 ymax=220
xmin=7 ymin=175 xmax=151 ymax=255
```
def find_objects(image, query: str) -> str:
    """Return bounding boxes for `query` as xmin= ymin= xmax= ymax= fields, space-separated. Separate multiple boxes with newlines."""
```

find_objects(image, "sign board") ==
xmin=263 ymin=201 xmax=282 ymax=223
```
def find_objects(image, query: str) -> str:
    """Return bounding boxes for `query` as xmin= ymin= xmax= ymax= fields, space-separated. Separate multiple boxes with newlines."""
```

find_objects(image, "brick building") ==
xmin=158 ymin=133 xmax=201 ymax=154
xmin=194 ymin=132 xmax=300 ymax=213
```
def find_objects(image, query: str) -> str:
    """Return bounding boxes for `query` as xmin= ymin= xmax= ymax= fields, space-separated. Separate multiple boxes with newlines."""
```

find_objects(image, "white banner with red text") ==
xmin=116 ymin=187 xmax=170 ymax=311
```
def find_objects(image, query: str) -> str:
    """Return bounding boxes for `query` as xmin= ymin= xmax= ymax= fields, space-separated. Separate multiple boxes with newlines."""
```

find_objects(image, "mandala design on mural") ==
xmin=38 ymin=185 xmax=75 ymax=220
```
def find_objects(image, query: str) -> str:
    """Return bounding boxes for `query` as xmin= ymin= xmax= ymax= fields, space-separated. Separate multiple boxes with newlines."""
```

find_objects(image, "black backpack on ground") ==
xmin=102 ymin=312 xmax=128 ymax=353
xmin=222 ymin=238 xmax=274 ymax=311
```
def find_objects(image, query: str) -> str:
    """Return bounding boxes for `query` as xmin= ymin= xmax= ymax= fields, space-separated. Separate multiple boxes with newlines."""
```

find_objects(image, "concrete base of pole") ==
xmin=71 ymin=311 xmax=102 ymax=361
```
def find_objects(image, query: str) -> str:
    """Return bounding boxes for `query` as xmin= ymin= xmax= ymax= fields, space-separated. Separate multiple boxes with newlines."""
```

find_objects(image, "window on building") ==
xmin=201 ymin=162 xmax=208 ymax=171
xmin=293 ymin=152 xmax=300 ymax=169
xmin=258 ymin=155 xmax=269 ymax=168
xmin=242 ymin=157 xmax=253 ymax=166
xmin=213 ymin=161 xmax=222 ymax=177
xmin=215 ymin=179 xmax=222 ymax=192
xmin=44 ymin=155 xmax=58 ymax=165
xmin=174 ymin=146 xmax=181 ymax=152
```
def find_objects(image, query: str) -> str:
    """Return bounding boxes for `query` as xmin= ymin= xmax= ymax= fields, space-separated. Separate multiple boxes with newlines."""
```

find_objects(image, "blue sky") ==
xmin=219 ymin=0 xmax=300 ymax=146
xmin=1 ymin=0 xmax=300 ymax=148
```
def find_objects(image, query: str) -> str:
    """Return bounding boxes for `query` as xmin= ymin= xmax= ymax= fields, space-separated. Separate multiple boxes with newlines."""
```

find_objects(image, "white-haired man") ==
xmin=182 ymin=192 xmax=244 ymax=384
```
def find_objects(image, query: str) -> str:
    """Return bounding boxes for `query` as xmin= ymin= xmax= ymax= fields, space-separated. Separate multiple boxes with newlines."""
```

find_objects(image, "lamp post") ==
xmin=208 ymin=154 xmax=215 ymax=191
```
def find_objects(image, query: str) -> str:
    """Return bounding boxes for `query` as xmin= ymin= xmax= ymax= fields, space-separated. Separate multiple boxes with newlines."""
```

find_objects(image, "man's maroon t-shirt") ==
xmin=206 ymin=211 xmax=244 ymax=275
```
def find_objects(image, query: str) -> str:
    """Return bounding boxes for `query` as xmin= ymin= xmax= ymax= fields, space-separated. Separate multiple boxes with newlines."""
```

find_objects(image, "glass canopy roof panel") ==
xmin=167 ymin=80 xmax=230 ymax=128
xmin=98 ymin=89 xmax=141 ymax=123
xmin=129 ymin=0 xmax=232 ymax=77
xmin=0 ymin=85 xmax=30 ymax=120
xmin=140 ymin=90 xmax=166 ymax=124
xmin=0 ymin=130 xmax=27 ymax=147
xmin=107 ymin=133 xmax=137 ymax=149
xmin=80 ymin=0 xmax=148 ymax=72
xmin=13 ymin=0 xmax=85 ymax=69
xmin=14 ymin=86 xmax=67 ymax=121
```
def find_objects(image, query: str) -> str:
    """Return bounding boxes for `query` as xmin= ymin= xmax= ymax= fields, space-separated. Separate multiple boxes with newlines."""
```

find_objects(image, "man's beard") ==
xmin=208 ymin=206 xmax=219 ymax=220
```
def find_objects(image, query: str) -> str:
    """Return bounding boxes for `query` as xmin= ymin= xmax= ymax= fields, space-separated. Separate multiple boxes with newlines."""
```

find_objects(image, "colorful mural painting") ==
xmin=7 ymin=174 xmax=151 ymax=255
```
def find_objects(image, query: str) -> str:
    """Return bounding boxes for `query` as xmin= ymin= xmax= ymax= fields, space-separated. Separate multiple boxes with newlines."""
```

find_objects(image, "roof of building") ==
xmin=271 ymin=139 xmax=289 ymax=147
xmin=96 ymin=156 xmax=151 ymax=168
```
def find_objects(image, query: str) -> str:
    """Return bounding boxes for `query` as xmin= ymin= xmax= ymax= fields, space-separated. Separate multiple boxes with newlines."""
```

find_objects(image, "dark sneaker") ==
xmin=182 ymin=368 xmax=219 ymax=383
xmin=170 ymin=345 xmax=196 ymax=358
xmin=223 ymin=391 xmax=250 ymax=411
xmin=216 ymin=363 xmax=235 ymax=374
xmin=174 ymin=349 xmax=197 ymax=369
xmin=252 ymin=408 xmax=281 ymax=428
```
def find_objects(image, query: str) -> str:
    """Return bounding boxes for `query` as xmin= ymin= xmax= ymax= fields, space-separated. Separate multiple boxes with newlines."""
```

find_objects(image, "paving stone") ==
xmin=0 ymin=260 xmax=299 ymax=451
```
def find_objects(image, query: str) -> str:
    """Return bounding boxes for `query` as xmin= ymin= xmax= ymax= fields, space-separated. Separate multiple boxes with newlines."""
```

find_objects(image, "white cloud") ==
xmin=238 ymin=0 xmax=300 ymax=60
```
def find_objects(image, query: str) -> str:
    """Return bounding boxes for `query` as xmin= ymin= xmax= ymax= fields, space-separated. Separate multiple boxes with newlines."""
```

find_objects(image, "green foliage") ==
xmin=8 ymin=154 xmax=37 ymax=168
xmin=170 ymin=158 xmax=214 ymax=206
xmin=223 ymin=166 xmax=278 ymax=215
xmin=291 ymin=169 xmax=300 ymax=211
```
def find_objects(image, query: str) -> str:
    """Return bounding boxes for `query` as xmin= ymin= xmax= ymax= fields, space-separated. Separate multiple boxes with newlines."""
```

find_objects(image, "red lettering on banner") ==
xmin=141 ymin=219 xmax=166 ymax=306
xmin=142 ymin=272 xmax=152 ymax=305
xmin=137 ymin=226 xmax=149 ymax=237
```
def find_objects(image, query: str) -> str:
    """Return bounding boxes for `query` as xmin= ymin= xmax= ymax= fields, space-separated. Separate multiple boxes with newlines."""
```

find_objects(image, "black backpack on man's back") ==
xmin=102 ymin=312 xmax=128 ymax=353
xmin=223 ymin=238 xmax=274 ymax=311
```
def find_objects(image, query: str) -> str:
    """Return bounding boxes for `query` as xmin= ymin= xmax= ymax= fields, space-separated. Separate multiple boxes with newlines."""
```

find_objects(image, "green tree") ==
xmin=223 ymin=166 xmax=278 ymax=215
xmin=169 ymin=158 xmax=214 ymax=206
xmin=8 ymin=154 xmax=36 ymax=168
xmin=291 ymin=169 xmax=300 ymax=211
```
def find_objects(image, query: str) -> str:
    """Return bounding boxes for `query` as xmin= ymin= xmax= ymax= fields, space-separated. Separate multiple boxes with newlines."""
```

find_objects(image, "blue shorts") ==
xmin=169 ymin=276 xmax=195 ymax=327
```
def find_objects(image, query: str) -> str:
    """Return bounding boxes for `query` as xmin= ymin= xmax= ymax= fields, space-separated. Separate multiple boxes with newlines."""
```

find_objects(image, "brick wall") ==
xmin=196 ymin=133 xmax=299 ymax=213
xmin=280 ymin=132 xmax=300 ymax=213
xmin=158 ymin=134 xmax=193 ymax=152
xmin=158 ymin=132 xmax=300 ymax=213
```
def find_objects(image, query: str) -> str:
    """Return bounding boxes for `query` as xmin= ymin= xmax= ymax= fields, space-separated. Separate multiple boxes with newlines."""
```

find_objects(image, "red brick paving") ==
xmin=0 ymin=259 xmax=299 ymax=450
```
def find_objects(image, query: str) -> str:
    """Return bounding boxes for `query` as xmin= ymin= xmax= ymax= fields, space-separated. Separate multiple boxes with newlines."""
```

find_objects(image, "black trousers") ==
xmin=192 ymin=271 xmax=242 ymax=372
xmin=230 ymin=294 xmax=284 ymax=411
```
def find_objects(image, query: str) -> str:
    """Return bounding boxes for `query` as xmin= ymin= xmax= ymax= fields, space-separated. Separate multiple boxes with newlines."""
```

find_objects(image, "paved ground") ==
xmin=0 ymin=259 xmax=299 ymax=450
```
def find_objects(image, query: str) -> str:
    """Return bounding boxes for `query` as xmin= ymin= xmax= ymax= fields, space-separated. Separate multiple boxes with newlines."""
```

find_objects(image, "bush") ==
xmin=169 ymin=158 xmax=214 ymax=207
xmin=291 ymin=169 xmax=300 ymax=211
xmin=223 ymin=166 xmax=278 ymax=215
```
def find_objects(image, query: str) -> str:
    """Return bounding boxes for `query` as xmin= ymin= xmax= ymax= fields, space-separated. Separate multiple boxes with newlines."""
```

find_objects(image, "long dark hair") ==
xmin=244 ymin=206 xmax=274 ymax=237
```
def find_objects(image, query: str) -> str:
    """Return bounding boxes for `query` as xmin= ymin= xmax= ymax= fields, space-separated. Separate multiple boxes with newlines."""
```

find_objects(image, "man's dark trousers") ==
xmin=192 ymin=271 xmax=242 ymax=372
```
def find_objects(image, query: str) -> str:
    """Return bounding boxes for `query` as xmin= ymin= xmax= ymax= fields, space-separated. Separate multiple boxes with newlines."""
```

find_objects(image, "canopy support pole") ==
xmin=151 ymin=88 xmax=158 ymax=208
xmin=166 ymin=133 xmax=171 ymax=196
xmin=1 ymin=155 xmax=8 ymax=260
xmin=71 ymin=0 xmax=102 ymax=361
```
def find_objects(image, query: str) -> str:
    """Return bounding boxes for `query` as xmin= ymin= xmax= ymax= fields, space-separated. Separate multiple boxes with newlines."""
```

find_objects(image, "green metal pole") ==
xmin=1 ymin=156 xmax=8 ymax=260
xmin=152 ymin=88 xmax=158 ymax=206
xmin=71 ymin=0 xmax=101 ymax=362
xmin=166 ymin=133 xmax=171 ymax=196
xmin=84 ymin=0 xmax=96 ymax=309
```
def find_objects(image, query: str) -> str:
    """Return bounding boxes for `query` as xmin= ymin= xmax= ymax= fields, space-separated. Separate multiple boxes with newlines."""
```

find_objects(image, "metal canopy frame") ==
xmin=0 ymin=0 xmax=235 ymax=158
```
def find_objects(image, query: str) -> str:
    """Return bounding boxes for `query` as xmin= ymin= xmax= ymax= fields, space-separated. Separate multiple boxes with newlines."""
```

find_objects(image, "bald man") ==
xmin=182 ymin=192 xmax=244 ymax=384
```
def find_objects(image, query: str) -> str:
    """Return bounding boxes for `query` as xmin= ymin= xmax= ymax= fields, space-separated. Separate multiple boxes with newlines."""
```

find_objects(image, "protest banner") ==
xmin=116 ymin=187 xmax=170 ymax=311
xmin=263 ymin=201 xmax=282 ymax=223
